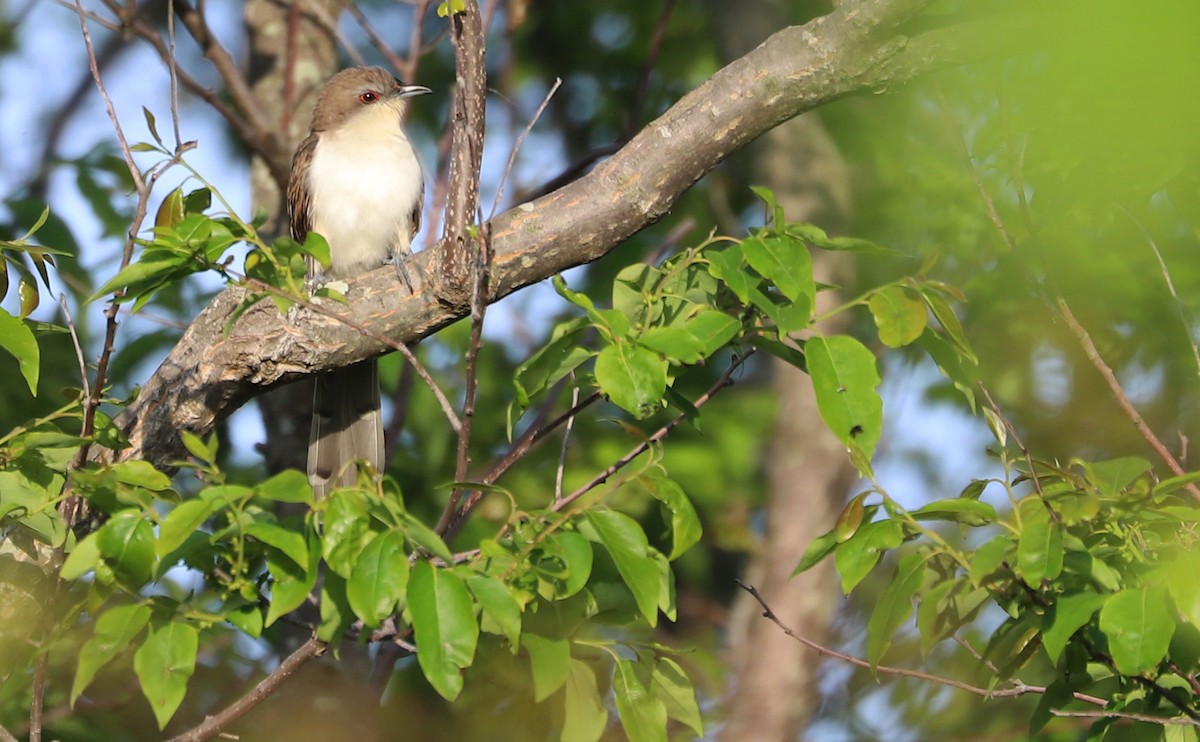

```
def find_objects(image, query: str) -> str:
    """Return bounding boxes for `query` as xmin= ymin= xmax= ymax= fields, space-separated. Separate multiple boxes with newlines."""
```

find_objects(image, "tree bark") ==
xmin=709 ymin=3 xmax=856 ymax=739
xmin=111 ymin=0 xmax=998 ymax=469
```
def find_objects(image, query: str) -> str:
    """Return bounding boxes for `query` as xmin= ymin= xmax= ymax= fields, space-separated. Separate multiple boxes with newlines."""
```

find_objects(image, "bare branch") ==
xmin=735 ymin=580 xmax=1114 ymax=709
xmin=1056 ymin=297 xmax=1200 ymax=500
xmin=167 ymin=637 xmax=326 ymax=742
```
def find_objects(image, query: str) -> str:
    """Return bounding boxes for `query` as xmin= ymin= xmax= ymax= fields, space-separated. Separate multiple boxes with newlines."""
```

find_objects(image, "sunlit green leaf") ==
xmin=1016 ymin=497 xmax=1063 ymax=588
xmin=869 ymin=286 xmax=927 ymax=348
xmin=408 ymin=562 xmax=478 ymax=701
xmin=584 ymin=510 xmax=660 ymax=626
xmin=561 ymin=659 xmax=607 ymax=742
xmin=1099 ymin=586 xmax=1174 ymax=675
xmin=72 ymin=603 xmax=151 ymax=704
xmin=807 ymin=335 xmax=882 ymax=458
xmin=613 ymin=659 xmax=667 ymax=742
xmin=594 ymin=342 xmax=668 ymax=419
xmin=1043 ymin=590 xmax=1104 ymax=663
xmin=133 ymin=620 xmax=198 ymax=729
xmin=867 ymin=550 xmax=925 ymax=666
xmin=346 ymin=530 xmax=409 ymax=628
xmin=525 ymin=633 xmax=571 ymax=702
xmin=0 ymin=308 xmax=39 ymax=394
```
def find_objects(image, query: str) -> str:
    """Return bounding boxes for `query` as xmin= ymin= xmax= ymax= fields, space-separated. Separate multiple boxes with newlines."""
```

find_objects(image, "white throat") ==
xmin=307 ymin=103 xmax=424 ymax=278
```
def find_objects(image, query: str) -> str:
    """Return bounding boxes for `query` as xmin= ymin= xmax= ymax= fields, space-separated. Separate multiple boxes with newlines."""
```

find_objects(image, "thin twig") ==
xmin=166 ymin=637 xmax=326 ymax=742
xmin=29 ymin=649 xmax=46 ymax=742
xmin=624 ymin=0 xmax=675 ymax=139
xmin=555 ymin=384 xmax=580 ymax=502
xmin=345 ymin=0 xmax=405 ymax=73
xmin=490 ymin=77 xmax=561 ymax=219
xmin=0 ymin=724 xmax=18 ymax=742
xmin=436 ymin=217 xmax=491 ymax=535
xmin=550 ymin=351 xmax=750 ymax=514
xmin=58 ymin=294 xmax=91 ymax=402
xmin=1056 ymin=296 xmax=1200 ymax=501
xmin=166 ymin=0 xmax=182 ymax=147
xmin=735 ymin=580 xmax=1113 ymax=709
xmin=1120 ymin=206 xmax=1200 ymax=380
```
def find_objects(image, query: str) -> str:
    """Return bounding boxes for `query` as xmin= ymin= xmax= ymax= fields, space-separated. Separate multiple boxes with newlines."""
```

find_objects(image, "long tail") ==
xmin=308 ymin=359 xmax=384 ymax=498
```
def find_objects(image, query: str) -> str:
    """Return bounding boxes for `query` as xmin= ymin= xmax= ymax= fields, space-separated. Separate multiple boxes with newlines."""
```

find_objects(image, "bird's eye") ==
xmin=359 ymin=91 xmax=378 ymax=104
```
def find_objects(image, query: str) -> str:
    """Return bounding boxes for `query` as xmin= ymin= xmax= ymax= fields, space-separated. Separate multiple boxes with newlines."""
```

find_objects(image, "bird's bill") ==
xmin=397 ymin=85 xmax=432 ymax=98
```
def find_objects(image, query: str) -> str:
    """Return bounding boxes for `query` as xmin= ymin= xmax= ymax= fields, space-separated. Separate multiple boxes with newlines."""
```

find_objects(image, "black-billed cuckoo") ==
xmin=287 ymin=66 xmax=431 ymax=498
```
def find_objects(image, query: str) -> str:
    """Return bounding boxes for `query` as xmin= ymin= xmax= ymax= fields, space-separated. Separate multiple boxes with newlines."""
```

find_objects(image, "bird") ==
xmin=286 ymin=66 xmax=431 ymax=498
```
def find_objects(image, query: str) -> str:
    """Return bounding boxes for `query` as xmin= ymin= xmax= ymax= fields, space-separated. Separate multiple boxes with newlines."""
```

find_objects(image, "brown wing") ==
xmin=409 ymin=174 xmax=424 ymax=241
xmin=288 ymin=133 xmax=319 ymax=276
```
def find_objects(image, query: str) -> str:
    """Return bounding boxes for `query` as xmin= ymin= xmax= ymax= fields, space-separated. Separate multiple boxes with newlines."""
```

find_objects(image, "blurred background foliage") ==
xmin=2 ymin=0 xmax=1199 ymax=739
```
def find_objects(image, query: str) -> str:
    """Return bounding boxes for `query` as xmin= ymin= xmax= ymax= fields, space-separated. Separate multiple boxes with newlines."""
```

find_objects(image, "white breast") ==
xmin=307 ymin=104 xmax=424 ymax=278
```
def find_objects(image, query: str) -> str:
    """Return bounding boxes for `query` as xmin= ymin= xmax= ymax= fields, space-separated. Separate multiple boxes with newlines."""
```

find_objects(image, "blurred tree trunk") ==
xmin=246 ymin=0 xmax=340 ymax=475
xmin=709 ymin=2 xmax=856 ymax=740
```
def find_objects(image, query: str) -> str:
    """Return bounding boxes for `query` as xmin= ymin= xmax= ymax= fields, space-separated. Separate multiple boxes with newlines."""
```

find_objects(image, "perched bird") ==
xmin=286 ymin=66 xmax=431 ymax=497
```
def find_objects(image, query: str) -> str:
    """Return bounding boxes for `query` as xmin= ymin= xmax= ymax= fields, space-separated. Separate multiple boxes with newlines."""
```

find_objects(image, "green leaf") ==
xmin=111 ymin=460 xmax=172 ymax=491
xmin=869 ymin=286 xmax=927 ymax=348
xmin=561 ymin=659 xmax=608 ymax=742
xmin=835 ymin=493 xmax=868 ymax=543
xmin=322 ymin=490 xmax=372 ymax=578
xmin=346 ymin=530 xmax=409 ymax=628
xmin=638 ymin=327 xmax=703 ymax=364
xmin=921 ymin=289 xmax=976 ymax=364
xmin=97 ymin=510 xmax=157 ymax=588
xmin=594 ymin=342 xmax=668 ymax=419
xmin=867 ymin=551 xmax=926 ymax=666
xmin=806 ymin=335 xmax=883 ymax=458
xmin=1099 ymin=586 xmax=1174 ymax=675
xmin=1164 ymin=549 xmax=1200 ymax=628
xmin=466 ymin=575 xmax=522 ymax=648
xmin=706 ymin=245 xmax=753 ymax=304
xmin=400 ymin=511 xmax=453 ymax=563
xmin=61 ymin=531 xmax=102 ymax=580
xmin=1081 ymin=456 xmax=1151 ymax=497
xmin=613 ymin=659 xmax=667 ymax=742
xmin=683 ymin=309 xmax=740 ymax=356
xmin=793 ymin=528 xmax=838 ymax=575
xmin=640 ymin=474 xmax=702 ymax=560
xmin=257 ymin=469 xmax=313 ymax=504
xmin=408 ymin=562 xmax=479 ymax=701
xmin=834 ymin=519 xmax=902 ymax=594
xmin=226 ymin=603 xmax=264 ymax=638
xmin=1155 ymin=470 xmax=1200 ymax=497
xmin=540 ymin=530 xmax=593 ymax=599
xmin=246 ymin=521 xmax=309 ymax=571
xmin=317 ymin=572 xmax=352 ymax=643
xmin=133 ymin=621 xmax=198 ymax=729
xmin=512 ymin=316 xmax=592 ymax=409
xmin=740 ymin=234 xmax=815 ymax=307
xmin=1016 ymin=497 xmax=1063 ymax=588
xmin=180 ymin=431 xmax=215 ymax=464
xmin=968 ymin=535 xmax=1011 ymax=586
xmin=650 ymin=656 xmax=702 ymax=736
xmin=1043 ymin=591 xmax=1105 ymax=664
xmin=265 ymin=536 xmax=320 ymax=628
xmin=156 ymin=500 xmax=213 ymax=557
xmin=72 ymin=603 xmax=151 ymax=704
xmin=584 ymin=510 xmax=660 ymax=626
xmin=524 ymin=633 xmax=571 ymax=702
xmin=910 ymin=498 xmax=997 ymax=526
xmin=0 ymin=308 xmax=39 ymax=394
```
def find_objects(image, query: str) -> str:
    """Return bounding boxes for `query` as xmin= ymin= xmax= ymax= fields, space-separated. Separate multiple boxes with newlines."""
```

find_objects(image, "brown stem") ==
xmin=166 ymin=638 xmax=326 ymax=742
xmin=1056 ymin=297 xmax=1200 ymax=501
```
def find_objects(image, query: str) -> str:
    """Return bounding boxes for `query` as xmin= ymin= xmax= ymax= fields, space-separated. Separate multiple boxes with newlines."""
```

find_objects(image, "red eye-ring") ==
xmin=359 ymin=91 xmax=378 ymax=104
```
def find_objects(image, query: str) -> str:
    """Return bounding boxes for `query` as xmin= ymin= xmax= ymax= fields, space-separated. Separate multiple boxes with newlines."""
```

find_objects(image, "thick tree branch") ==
xmin=115 ymin=1 xmax=1005 ymax=468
